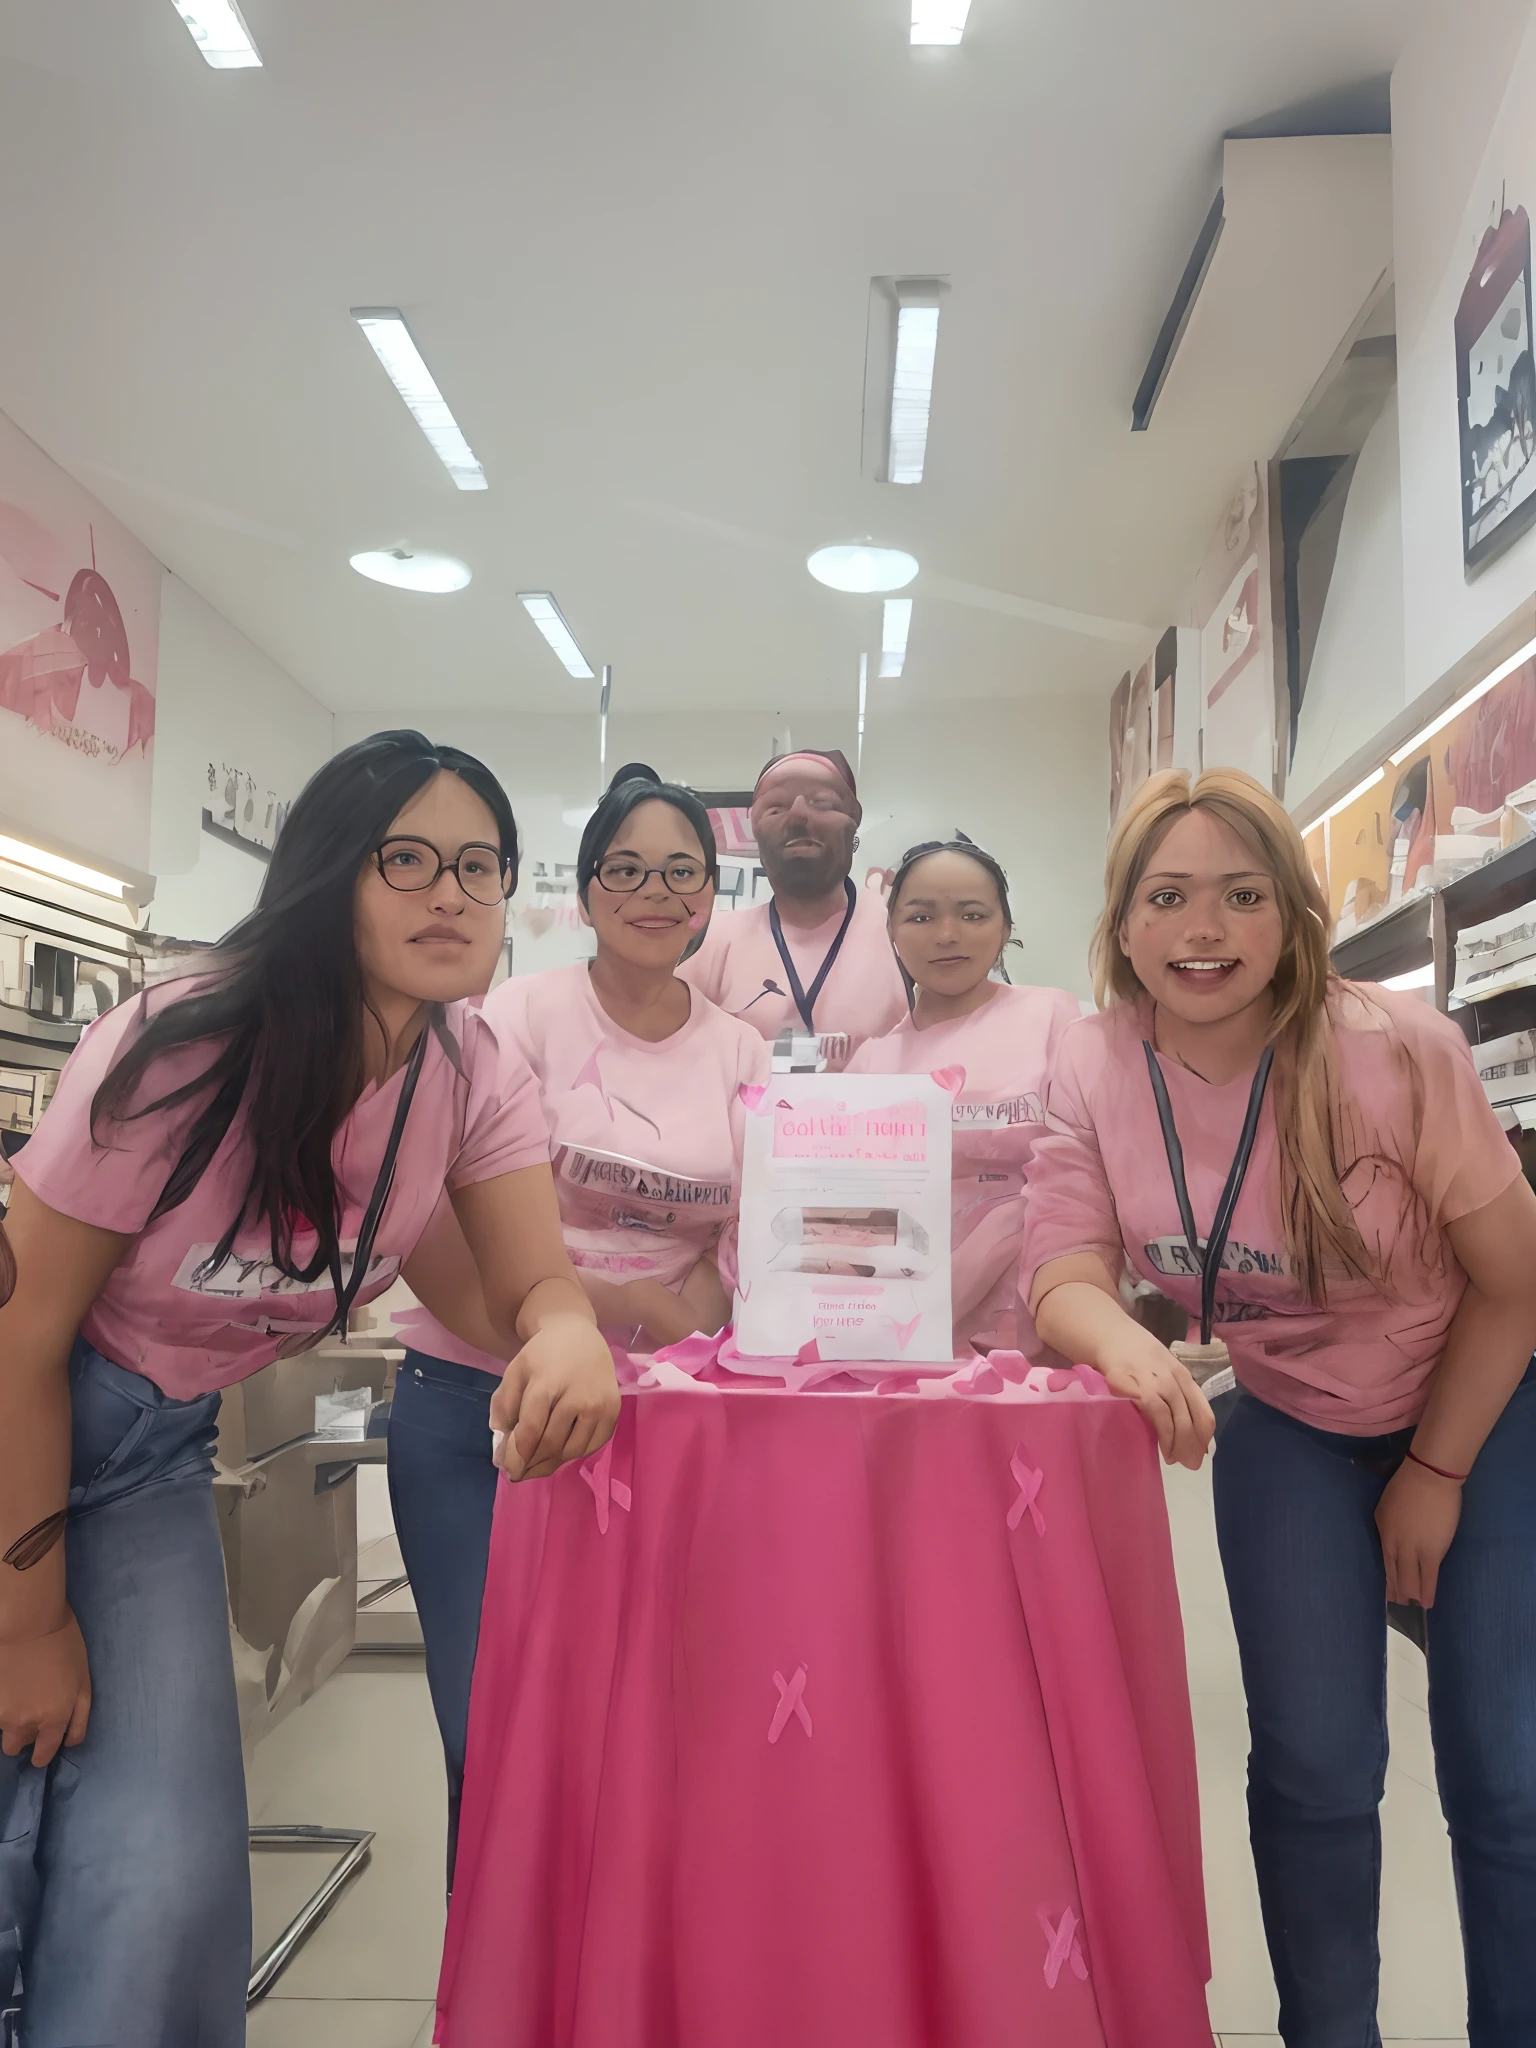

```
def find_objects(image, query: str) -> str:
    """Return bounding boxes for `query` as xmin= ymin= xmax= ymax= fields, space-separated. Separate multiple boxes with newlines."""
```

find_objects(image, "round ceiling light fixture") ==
xmin=349 ymin=547 xmax=472 ymax=594
xmin=806 ymin=544 xmax=919 ymax=594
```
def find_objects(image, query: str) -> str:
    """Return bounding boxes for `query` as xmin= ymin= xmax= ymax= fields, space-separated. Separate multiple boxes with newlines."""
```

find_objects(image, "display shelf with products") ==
xmin=1331 ymin=832 xmax=1536 ymax=1045
xmin=0 ymin=844 xmax=150 ymax=1138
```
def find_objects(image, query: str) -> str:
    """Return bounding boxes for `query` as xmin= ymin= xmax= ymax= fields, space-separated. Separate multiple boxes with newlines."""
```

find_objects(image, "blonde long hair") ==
xmin=1091 ymin=767 xmax=1369 ymax=1303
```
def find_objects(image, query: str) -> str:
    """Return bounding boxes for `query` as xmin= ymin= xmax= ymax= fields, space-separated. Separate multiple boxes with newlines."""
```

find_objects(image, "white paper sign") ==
xmin=732 ymin=1073 xmax=952 ymax=1364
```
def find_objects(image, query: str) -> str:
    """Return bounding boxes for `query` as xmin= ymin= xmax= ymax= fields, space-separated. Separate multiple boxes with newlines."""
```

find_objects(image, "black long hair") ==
xmin=92 ymin=730 xmax=518 ymax=1295
xmin=886 ymin=833 xmax=1018 ymax=999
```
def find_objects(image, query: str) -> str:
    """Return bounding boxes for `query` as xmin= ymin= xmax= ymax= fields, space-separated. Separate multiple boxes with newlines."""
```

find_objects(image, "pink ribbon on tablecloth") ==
xmin=1038 ymin=1905 xmax=1089 ymax=1989
xmin=580 ymin=1439 xmax=632 ymax=1535
xmin=1008 ymin=1448 xmax=1045 ymax=1535
xmin=768 ymin=1664 xmax=812 ymax=1743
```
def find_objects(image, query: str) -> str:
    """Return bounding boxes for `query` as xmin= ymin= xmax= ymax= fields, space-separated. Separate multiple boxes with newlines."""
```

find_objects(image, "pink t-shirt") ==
xmin=679 ymin=884 xmax=908 ymax=1071
xmin=1020 ymin=985 xmax=1522 ymax=1435
xmin=398 ymin=964 xmax=770 ymax=1369
xmin=17 ymin=984 xmax=550 ymax=1400
xmin=848 ymin=982 xmax=1080 ymax=1354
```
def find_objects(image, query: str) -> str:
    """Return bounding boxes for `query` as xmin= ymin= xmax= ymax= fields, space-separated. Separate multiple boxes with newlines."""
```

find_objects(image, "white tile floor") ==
xmin=243 ymin=1463 xmax=1471 ymax=2045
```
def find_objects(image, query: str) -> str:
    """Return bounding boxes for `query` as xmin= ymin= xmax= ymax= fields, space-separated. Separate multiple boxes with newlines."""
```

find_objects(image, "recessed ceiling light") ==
xmin=862 ymin=278 xmax=947 ymax=485
xmin=0 ymin=832 xmax=127 ymax=900
xmin=350 ymin=549 xmax=471 ymax=595
xmin=911 ymin=0 xmax=972 ymax=45
xmin=170 ymin=0 xmax=262 ymax=68
xmin=807 ymin=545 xmax=919 ymax=594
xmin=352 ymin=309 xmax=487 ymax=491
xmin=880 ymin=598 xmax=913 ymax=677
xmin=519 ymin=593 xmax=596 ymax=679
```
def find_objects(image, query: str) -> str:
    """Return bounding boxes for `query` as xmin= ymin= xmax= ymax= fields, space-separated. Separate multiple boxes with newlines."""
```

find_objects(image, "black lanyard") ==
xmin=1142 ymin=1038 xmax=1274 ymax=1346
xmin=769 ymin=878 xmax=858 ymax=1035
xmin=280 ymin=1017 xmax=431 ymax=1355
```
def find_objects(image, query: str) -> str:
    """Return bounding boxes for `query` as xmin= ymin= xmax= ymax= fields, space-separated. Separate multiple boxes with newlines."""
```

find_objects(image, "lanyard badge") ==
xmin=768 ymin=878 xmax=858 ymax=1036
xmin=1142 ymin=1038 xmax=1274 ymax=1385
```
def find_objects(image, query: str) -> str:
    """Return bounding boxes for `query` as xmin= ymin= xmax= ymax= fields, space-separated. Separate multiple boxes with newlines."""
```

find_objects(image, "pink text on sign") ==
xmin=772 ymin=1101 xmax=929 ymax=1163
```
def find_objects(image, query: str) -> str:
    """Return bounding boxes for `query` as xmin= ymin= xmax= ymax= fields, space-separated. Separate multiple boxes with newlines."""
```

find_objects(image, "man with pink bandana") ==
xmin=680 ymin=750 xmax=907 ymax=1070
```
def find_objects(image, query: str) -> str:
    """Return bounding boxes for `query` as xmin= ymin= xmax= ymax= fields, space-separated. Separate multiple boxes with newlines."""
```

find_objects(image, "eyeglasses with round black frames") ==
xmin=595 ymin=855 xmax=712 ymax=898
xmin=372 ymin=837 xmax=513 ymax=907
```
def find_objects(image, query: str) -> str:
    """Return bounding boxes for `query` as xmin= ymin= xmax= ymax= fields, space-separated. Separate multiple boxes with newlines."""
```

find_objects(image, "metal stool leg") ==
xmin=248 ymin=1824 xmax=375 ymax=2005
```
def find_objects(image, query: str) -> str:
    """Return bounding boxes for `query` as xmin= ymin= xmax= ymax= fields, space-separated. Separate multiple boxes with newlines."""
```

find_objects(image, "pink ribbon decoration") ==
xmin=768 ymin=1664 xmax=813 ymax=1743
xmin=950 ymin=1357 xmax=1004 ymax=1397
xmin=1008 ymin=1448 xmax=1045 ymax=1535
xmin=1045 ymin=1362 xmax=1112 ymax=1399
xmin=978 ymin=1347 xmax=1030 ymax=1383
xmin=653 ymin=1329 xmax=727 ymax=1378
xmin=1037 ymin=1906 xmax=1088 ymax=1989
xmin=579 ymin=1439 xmax=632 ymax=1536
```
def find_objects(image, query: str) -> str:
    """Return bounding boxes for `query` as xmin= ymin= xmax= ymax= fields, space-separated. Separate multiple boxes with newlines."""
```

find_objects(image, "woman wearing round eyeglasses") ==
xmin=0 ymin=732 xmax=618 ymax=2045
xmin=390 ymin=764 xmax=769 ymax=1887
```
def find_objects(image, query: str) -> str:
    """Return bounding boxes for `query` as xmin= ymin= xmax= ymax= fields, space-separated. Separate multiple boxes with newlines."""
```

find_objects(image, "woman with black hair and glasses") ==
xmin=847 ymin=837 xmax=1079 ymax=1358
xmin=391 ymin=764 xmax=768 ymax=1887
xmin=0 ymin=731 xmax=618 ymax=2048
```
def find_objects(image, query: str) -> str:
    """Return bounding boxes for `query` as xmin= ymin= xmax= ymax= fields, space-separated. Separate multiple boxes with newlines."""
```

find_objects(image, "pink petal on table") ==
xmin=654 ymin=1329 xmax=727 ymax=1377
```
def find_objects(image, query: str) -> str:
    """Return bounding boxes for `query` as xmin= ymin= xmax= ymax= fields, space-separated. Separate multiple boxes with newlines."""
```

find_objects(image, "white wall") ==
xmin=1394 ymin=0 xmax=1536 ymax=702
xmin=147 ymin=575 xmax=334 ymax=942
xmin=1288 ymin=392 xmax=1405 ymax=805
xmin=336 ymin=691 xmax=1107 ymax=998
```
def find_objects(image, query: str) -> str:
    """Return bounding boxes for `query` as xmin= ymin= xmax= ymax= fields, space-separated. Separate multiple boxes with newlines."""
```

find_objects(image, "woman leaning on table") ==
xmin=0 ymin=731 xmax=618 ymax=2048
xmin=390 ymin=763 xmax=768 ymax=1890
xmin=1020 ymin=766 xmax=1536 ymax=2048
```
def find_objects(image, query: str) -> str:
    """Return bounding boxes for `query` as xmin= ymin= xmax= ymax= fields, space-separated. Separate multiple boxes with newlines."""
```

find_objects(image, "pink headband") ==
xmin=753 ymin=749 xmax=858 ymax=801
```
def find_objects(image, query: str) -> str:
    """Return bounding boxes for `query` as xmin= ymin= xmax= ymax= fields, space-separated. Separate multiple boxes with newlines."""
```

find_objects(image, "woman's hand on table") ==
xmin=1096 ymin=1326 xmax=1214 ymax=1470
xmin=491 ymin=1313 xmax=620 ymax=1482
xmin=1375 ymin=1457 xmax=1463 ymax=1608
xmin=1032 ymin=1262 xmax=1214 ymax=1471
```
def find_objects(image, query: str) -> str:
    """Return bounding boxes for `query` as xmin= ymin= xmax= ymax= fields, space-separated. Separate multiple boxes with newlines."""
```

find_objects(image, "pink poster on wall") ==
xmin=0 ymin=410 xmax=161 ymax=873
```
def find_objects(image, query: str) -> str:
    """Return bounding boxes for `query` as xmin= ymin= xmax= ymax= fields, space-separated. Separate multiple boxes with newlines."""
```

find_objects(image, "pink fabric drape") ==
xmin=438 ymin=1372 xmax=1213 ymax=2047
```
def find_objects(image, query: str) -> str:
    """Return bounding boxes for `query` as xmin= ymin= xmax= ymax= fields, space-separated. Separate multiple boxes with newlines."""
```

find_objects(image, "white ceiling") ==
xmin=0 ymin=0 xmax=1422 ymax=718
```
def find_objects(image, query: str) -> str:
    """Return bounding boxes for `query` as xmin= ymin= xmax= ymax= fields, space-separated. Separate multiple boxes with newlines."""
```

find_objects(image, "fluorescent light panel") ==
xmin=1389 ymin=633 xmax=1536 ymax=765
xmin=519 ymin=594 xmax=595 ymax=680
xmin=880 ymin=598 xmax=912 ymax=677
xmin=352 ymin=310 xmax=487 ymax=491
xmin=890 ymin=304 xmax=940 ymax=484
xmin=0 ymin=832 xmax=126 ymax=900
xmin=911 ymin=0 xmax=972 ymax=44
xmin=170 ymin=0 xmax=261 ymax=67
xmin=1301 ymin=767 xmax=1385 ymax=838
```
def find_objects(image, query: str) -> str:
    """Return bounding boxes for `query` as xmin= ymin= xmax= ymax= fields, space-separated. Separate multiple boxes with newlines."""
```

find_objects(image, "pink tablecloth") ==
xmin=437 ymin=1360 xmax=1213 ymax=2047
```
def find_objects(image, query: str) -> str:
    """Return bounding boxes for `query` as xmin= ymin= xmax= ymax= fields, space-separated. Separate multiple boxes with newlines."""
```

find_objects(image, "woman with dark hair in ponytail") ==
xmin=391 ymin=763 xmax=768 ymax=1889
xmin=847 ymin=835 xmax=1079 ymax=1358
xmin=0 ymin=731 xmax=618 ymax=2047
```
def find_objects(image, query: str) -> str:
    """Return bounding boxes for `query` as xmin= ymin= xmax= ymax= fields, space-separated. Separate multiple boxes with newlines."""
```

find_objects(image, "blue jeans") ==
xmin=0 ymin=1343 xmax=249 ymax=2047
xmin=1213 ymin=1367 xmax=1536 ymax=2047
xmin=386 ymin=1351 xmax=499 ymax=1892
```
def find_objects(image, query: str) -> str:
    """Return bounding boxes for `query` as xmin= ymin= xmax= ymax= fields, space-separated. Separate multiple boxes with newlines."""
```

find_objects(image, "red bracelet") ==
xmin=1406 ymin=1447 xmax=1469 ymax=1484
